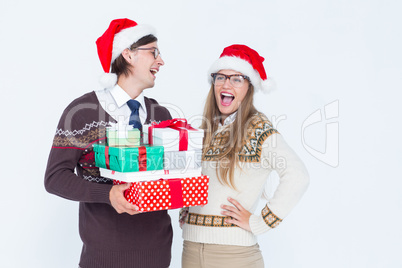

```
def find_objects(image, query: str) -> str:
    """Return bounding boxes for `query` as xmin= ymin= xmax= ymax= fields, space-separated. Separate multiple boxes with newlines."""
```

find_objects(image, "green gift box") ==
xmin=93 ymin=144 xmax=164 ymax=172
xmin=106 ymin=127 xmax=141 ymax=147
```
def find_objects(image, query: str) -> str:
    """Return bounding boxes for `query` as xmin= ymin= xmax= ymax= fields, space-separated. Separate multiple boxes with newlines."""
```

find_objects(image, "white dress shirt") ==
xmin=95 ymin=85 xmax=147 ymax=125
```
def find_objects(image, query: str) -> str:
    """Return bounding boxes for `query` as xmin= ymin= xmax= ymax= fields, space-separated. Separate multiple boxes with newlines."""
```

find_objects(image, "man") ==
xmin=45 ymin=18 xmax=173 ymax=268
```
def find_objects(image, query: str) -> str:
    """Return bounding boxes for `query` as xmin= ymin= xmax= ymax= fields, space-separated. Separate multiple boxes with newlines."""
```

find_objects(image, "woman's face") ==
xmin=213 ymin=69 xmax=250 ymax=121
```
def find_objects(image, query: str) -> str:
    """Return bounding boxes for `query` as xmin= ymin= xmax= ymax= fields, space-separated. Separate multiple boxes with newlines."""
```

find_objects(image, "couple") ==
xmin=44 ymin=18 xmax=309 ymax=268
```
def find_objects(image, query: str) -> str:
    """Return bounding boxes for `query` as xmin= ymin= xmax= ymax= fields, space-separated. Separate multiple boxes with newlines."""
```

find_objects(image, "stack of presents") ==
xmin=93 ymin=119 xmax=209 ymax=212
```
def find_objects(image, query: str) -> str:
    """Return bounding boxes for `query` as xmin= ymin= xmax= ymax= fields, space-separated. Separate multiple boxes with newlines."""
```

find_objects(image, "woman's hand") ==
xmin=179 ymin=207 xmax=189 ymax=229
xmin=221 ymin=197 xmax=252 ymax=232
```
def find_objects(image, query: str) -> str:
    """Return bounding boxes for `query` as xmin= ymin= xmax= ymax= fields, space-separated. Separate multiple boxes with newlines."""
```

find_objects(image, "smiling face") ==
xmin=127 ymin=41 xmax=164 ymax=89
xmin=213 ymin=69 xmax=250 ymax=123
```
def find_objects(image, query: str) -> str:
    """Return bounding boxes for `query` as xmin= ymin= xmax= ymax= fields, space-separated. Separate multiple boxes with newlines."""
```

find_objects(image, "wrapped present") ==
xmin=106 ymin=124 xmax=140 ymax=147
xmin=144 ymin=119 xmax=204 ymax=151
xmin=114 ymin=175 xmax=209 ymax=212
xmin=100 ymin=167 xmax=202 ymax=182
xmin=164 ymin=150 xmax=202 ymax=170
xmin=93 ymin=144 xmax=163 ymax=172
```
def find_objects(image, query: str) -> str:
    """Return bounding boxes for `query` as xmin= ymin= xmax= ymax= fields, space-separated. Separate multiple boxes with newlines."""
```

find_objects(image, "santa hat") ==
xmin=96 ymin=18 xmax=156 ymax=87
xmin=208 ymin=44 xmax=275 ymax=93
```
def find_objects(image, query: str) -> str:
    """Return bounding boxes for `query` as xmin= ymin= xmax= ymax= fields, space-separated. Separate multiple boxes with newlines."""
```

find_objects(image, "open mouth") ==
xmin=220 ymin=92 xmax=234 ymax=106
xmin=150 ymin=68 xmax=158 ymax=77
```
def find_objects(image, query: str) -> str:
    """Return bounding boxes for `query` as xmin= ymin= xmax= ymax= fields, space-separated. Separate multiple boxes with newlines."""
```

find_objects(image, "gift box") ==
xmin=114 ymin=175 xmax=209 ymax=212
xmin=164 ymin=150 xmax=202 ymax=170
xmin=144 ymin=119 xmax=204 ymax=151
xmin=93 ymin=144 xmax=164 ymax=172
xmin=100 ymin=167 xmax=202 ymax=182
xmin=107 ymin=124 xmax=140 ymax=147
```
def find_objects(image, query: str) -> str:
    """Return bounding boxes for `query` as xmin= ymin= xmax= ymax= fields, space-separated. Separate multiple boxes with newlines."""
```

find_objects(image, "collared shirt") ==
xmin=219 ymin=111 xmax=238 ymax=126
xmin=95 ymin=84 xmax=147 ymax=125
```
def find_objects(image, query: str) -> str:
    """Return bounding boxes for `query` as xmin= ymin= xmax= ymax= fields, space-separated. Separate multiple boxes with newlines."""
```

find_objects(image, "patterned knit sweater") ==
xmin=45 ymin=91 xmax=173 ymax=268
xmin=182 ymin=113 xmax=309 ymax=246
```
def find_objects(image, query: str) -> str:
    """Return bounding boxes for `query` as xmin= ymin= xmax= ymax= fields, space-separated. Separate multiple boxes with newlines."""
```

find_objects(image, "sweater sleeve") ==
xmin=249 ymin=133 xmax=310 ymax=235
xmin=44 ymin=105 xmax=113 ymax=204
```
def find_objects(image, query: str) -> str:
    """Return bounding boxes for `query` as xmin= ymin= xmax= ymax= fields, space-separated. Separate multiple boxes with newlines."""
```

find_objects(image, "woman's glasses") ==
xmin=211 ymin=73 xmax=250 ymax=87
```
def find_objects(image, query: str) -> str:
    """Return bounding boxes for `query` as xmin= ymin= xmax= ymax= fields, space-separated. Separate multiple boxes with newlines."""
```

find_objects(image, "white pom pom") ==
xmin=99 ymin=73 xmax=117 ymax=88
xmin=260 ymin=77 xmax=276 ymax=94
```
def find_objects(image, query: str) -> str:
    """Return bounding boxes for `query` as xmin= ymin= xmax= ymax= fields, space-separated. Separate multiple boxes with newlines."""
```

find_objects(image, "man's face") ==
xmin=129 ymin=41 xmax=164 ymax=89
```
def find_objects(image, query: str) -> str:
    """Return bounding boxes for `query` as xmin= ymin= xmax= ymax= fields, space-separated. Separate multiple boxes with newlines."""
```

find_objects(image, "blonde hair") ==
xmin=200 ymin=83 xmax=258 ymax=189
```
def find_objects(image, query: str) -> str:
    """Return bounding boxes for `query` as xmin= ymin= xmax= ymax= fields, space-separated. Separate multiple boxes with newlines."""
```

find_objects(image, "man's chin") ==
xmin=143 ymin=82 xmax=156 ymax=90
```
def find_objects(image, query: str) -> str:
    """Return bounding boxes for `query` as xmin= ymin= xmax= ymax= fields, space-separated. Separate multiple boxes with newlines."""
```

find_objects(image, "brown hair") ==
xmin=111 ymin=34 xmax=157 ymax=77
xmin=200 ymin=83 xmax=258 ymax=189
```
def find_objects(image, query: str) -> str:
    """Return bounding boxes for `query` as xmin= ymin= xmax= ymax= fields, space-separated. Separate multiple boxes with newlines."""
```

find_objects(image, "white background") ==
xmin=1 ymin=0 xmax=401 ymax=267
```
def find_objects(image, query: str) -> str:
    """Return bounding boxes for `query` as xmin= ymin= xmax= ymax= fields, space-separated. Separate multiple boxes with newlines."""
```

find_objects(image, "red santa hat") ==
xmin=96 ymin=18 xmax=156 ymax=87
xmin=208 ymin=44 xmax=275 ymax=93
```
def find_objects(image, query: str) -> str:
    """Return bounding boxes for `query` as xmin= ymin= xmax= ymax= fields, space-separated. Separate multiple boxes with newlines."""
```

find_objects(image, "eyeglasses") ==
xmin=132 ymin=47 xmax=161 ymax=59
xmin=211 ymin=73 xmax=250 ymax=87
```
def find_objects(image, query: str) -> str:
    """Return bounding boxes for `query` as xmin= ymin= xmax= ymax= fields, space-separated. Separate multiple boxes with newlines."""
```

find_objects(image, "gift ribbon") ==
xmin=168 ymin=178 xmax=184 ymax=209
xmin=138 ymin=146 xmax=147 ymax=171
xmin=104 ymin=146 xmax=110 ymax=169
xmin=148 ymin=119 xmax=197 ymax=151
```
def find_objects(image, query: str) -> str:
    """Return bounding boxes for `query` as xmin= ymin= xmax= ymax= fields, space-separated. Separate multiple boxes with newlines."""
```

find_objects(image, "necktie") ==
xmin=127 ymin=99 xmax=142 ymax=130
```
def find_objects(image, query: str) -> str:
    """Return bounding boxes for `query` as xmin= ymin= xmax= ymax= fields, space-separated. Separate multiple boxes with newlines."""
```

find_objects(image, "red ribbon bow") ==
xmin=148 ymin=118 xmax=196 ymax=151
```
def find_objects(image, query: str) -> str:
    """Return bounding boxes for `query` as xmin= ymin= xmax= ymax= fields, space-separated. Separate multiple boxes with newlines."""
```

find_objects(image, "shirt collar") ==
xmin=219 ymin=111 xmax=238 ymax=126
xmin=110 ymin=84 xmax=146 ymax=111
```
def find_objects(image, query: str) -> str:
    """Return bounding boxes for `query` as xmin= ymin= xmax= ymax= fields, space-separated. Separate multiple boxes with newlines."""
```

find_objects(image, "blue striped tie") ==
xmin=127 ymin=99 xmax=142 ymax=130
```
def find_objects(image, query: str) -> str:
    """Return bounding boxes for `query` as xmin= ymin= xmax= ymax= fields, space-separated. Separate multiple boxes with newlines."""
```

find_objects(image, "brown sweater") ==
xmin=45 ymin=91 xmax=173 ymax=268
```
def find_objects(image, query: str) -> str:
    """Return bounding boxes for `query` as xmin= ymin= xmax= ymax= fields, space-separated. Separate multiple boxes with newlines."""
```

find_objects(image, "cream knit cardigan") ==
xmin=182 ymin=113 xmax=309 ymax=246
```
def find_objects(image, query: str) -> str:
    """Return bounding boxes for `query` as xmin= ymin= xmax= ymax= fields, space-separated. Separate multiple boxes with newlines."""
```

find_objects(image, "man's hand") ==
xmin=109 ymin=183 xmax=140 ymax=215
xmin=221 ymin=197 xmax=252 ymax=232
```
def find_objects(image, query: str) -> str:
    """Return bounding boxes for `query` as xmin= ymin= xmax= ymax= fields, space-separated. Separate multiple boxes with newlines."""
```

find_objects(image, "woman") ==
xmin=181 ymin=44 xmax=310 ymax=268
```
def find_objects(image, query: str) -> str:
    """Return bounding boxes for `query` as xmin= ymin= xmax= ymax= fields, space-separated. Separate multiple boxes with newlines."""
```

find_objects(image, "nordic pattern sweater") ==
xmin=45 ymin=91 xmax=173 ymax=268
xmin=182 ymin=113 xmax=310 ymax=246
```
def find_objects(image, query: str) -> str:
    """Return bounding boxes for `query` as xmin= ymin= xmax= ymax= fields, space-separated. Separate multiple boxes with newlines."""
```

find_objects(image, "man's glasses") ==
xmin=211 ymin=73 xmax=250 ymax=87
xmin=132 ymin=47 xmax=160 ymax=59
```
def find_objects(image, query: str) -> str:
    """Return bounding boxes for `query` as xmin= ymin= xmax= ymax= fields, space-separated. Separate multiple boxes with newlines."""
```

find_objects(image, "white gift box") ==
xmin=164 ymin=150 xmax=202 ymax=170
xmin=143 ymin=124 xmax=204 ymax=151
xmin=99 ymin=167 xmax=202 ymax=183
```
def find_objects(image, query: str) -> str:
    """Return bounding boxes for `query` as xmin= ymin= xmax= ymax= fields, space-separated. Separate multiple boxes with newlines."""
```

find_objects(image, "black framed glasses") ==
xmin=132 ymin=47 xmax=160 ymax=59
xmin=211 ymin=73 xmax=250 ymax=87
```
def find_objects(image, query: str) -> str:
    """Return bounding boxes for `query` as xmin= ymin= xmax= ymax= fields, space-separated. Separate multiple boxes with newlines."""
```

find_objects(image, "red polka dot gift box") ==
xmin=114 ymin=176 xmax=209 ymax=212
